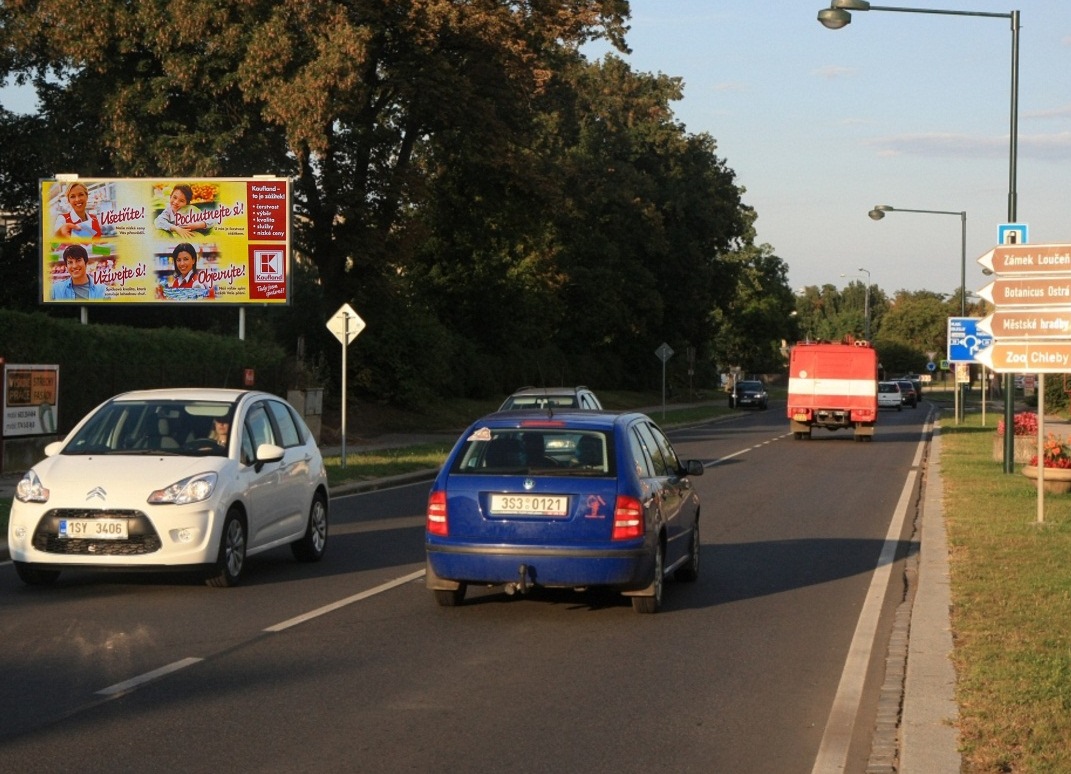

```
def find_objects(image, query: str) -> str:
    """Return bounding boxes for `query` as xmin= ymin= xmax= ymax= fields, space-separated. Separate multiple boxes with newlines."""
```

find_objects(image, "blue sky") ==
xmin=598 ymin=0 xmax=1071 ymax=298
xmin=4 ymin=1 xmax=1068 ymax=300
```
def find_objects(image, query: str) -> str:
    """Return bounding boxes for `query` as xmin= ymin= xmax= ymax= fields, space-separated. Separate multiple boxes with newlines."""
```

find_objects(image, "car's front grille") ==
xmin=32 ymin=509 xmax=162 ymax=555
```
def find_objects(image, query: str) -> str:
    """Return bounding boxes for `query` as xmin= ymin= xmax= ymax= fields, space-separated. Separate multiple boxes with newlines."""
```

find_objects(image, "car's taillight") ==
xmin=427 ymin=490 xmax=448 ymax=536
xmin=612 ymin=495 xmax=644 ymax=540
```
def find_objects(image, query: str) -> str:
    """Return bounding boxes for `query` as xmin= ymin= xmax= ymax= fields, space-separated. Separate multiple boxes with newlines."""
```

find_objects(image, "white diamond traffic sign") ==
xmin=327 ymin=303 xmax=365 ymax=346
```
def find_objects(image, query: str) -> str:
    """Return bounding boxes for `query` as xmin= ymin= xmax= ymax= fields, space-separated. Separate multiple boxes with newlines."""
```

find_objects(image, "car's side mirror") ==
xmin=253 ymin=442 xmax=285 ymax=472
xmin=685 ymin=460 xmax=705 ymax=477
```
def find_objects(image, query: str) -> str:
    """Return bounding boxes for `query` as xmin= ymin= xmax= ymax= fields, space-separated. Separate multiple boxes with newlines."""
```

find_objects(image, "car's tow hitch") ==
xmin=504 ymin=564 xmax=531 ymax=596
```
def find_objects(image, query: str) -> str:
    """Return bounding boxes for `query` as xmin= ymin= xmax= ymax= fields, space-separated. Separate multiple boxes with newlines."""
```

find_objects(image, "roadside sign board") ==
xmin=977 ymin=243 xmax=1071 ymax=275
xmin=974 ymin=341 xmax=1071 ymax=373
xmin=655 ymin=342 xmax=674 ymax=363
xmin=978 ymin=277 xmax=1071 ymax=307
xmin=978 ymin=309 xmax=1071 ymax=339
xmin=326 ymin=303 xmax=365 ymax=346
xmin=947 ymin=317 xmax=992 ymax=363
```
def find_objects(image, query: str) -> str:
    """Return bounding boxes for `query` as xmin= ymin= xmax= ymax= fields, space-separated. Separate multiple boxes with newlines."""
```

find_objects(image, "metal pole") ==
xmin=1003 ymin=11 xmax=1021 ymax=473
xmin=341 ymin=315 xmax=349 ymax=468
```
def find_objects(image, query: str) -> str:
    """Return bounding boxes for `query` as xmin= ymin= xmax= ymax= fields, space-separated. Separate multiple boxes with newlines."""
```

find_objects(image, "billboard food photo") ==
xmin=40 ymin=177 xmax=290 ymax=305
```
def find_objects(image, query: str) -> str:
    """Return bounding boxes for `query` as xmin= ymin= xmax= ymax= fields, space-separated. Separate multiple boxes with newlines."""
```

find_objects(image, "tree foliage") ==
xmin=0 ymin=1 xmax=801 ymax=405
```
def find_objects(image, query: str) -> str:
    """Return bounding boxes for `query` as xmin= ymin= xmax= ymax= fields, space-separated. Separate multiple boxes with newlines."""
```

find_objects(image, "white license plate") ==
xmin=59 ymin=518 xmax=129 ymax=540
xmin=489 ymin=494 xmax=568 ymax=516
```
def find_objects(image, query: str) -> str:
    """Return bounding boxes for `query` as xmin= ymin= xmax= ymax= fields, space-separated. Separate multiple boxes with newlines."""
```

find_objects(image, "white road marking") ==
xmin=97 ymin=657 xmax=203 ymax=696
xmin=264 ymin=568 xmax=426 ymax=632
xmin=810 ymin=418 xmax=931 ymax=773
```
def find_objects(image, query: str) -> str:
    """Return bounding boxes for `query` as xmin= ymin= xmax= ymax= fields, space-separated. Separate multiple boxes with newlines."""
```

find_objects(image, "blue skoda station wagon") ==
xmin=425 ymin=410 xmax=704 ymax=613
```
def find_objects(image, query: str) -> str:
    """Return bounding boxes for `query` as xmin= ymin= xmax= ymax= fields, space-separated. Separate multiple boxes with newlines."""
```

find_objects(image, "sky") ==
xmin=592 ymin=0 xmax=1071 ymax=299
xmin=3 ymin=1 xmax=1068 ymax=301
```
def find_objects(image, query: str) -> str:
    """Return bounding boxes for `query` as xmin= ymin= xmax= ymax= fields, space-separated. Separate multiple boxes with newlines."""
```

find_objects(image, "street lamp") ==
xmin=818 ymin=0 xmax=1021 ymax=471
xmin=840 ymin=268 xmax=871 ymax=341
xmin=868 ymin=205 xmax=967 ymax=315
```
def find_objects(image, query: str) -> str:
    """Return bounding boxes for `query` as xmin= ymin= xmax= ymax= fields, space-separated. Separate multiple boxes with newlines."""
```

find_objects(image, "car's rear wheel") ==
xmin=434 ymin=586 xmax=467 ymax=607
xmin=291 ymin=492 xmax=328 ymax=562
xmin=207 ymin=509 xmax=246 ymax=588
xmin=632 ymin=542 xmax=664 ymax=614
xmin=675 ymin=522 xmax=700 ymax=582
xmin=14 ymin=561 xmax=60 ymax=586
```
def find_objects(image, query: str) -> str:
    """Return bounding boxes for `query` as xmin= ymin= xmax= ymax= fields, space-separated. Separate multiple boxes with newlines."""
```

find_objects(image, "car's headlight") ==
xmin=15 ymin=470 xmax=49 ymax=503
xmin=147 ymin=472 xmax=218 ymax=505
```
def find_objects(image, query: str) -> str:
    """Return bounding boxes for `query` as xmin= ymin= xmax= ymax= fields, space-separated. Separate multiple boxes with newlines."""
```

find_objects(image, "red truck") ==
xmin=787 ymin=338 xmax=878 ymax=441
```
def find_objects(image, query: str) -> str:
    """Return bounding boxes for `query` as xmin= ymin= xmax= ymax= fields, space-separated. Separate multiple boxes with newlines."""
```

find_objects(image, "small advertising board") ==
xmin=3 ymin=363 xmax=59 ymax=437
xmin=40 ymin=177 xmax=291 ymax=305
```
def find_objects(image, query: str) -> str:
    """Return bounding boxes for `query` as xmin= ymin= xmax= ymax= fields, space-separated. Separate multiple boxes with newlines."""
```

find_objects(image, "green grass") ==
xmin=942 ymin=414 xmax=1071 ymax=773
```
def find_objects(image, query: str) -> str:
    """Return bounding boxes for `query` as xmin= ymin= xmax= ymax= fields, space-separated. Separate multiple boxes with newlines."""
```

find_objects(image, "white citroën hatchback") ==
xmin=7 ymin=388 xmax=329 ymax=587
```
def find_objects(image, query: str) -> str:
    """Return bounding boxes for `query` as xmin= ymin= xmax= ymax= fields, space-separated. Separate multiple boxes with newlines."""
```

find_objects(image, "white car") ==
xmin=7 ymin=388 xmax=329 ymax=587
xmin=877 ymin=381 xmax=903 ymax=411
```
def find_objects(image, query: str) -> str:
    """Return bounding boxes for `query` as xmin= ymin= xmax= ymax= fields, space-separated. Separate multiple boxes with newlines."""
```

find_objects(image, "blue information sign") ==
xmin=947 ymin=317 xmax=993 ymax=363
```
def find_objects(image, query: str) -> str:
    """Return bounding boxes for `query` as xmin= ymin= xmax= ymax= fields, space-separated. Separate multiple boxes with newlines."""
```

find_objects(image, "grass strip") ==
xmin=942 ymin=414 xmax=1071 ymax=773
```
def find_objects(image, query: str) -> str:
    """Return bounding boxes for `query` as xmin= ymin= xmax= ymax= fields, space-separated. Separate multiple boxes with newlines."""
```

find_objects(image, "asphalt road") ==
xmin=0 ymin=404 xmax=927 ymax=772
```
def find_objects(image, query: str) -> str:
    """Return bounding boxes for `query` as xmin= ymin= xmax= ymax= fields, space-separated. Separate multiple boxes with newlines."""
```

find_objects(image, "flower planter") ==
xmin=993 ymin=435 xmax=1037 ymax=464
xmin=1021 ymin=465 xmax=1071 ymax=494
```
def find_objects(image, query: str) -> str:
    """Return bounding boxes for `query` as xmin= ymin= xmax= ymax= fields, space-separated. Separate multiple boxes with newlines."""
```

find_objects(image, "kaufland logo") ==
xmin=253 ymin=249 xmax=284 ymax=283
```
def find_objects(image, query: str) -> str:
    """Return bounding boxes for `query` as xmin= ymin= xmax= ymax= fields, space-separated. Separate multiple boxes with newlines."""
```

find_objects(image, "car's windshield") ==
xmin=738 ymin=382 xmax=763 ymax=391
xmin=62 ymin=399 xmax=236 ymax=456
xmin=501 ymin=395 xmax=579 ymax=410
xmin=451 ymin=428 xmax=614 ymax=476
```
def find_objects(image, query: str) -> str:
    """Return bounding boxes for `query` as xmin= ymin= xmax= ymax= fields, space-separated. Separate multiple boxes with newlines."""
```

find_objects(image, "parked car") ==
xmin=425 ymin=410 xmax=704 ymax=613
xmin=498 ymin=386 xmax=603 ymax=411
xmin=877 ymin=381 xmax=903 ymax=410
xmin=7 ymin=388 xmax=329 ymax=587
xmin=729 ymin=380 xmax=768 ymax=410
xmin=895 ymin=379 xmax=919 ymax=408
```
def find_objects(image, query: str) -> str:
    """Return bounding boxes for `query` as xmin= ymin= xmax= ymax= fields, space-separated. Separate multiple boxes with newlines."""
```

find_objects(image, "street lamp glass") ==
xmin=817 ymin=8 xmax=851 ymax=28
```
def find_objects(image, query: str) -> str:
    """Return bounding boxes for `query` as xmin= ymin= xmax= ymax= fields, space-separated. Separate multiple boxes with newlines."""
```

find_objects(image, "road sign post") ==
xmin=655 ymin=342 xmax=674 ymax=419
xmin=326 ymin=303 xmax=366 ymax=467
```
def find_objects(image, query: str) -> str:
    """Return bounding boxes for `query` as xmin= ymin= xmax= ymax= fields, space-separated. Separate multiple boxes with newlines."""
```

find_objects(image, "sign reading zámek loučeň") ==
xmin=40 ymin=177 xmax=290 ymax=305
xmin=3 ymin=363 xmax=59 ymax=437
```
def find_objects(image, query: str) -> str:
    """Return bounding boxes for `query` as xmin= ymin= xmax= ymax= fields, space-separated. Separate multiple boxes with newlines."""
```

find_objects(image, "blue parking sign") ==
xmin=947 ymin=317 xmax=993 ymax=363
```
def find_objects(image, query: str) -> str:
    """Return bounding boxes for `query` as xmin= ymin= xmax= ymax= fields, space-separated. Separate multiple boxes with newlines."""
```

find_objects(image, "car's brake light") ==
xmin=612 ymin=495 xmax=644 ymax=540
xmin=427 ymin=490 xmax=448 ymax=536
xmin=519 ymin=420 xmax=566 ymax=427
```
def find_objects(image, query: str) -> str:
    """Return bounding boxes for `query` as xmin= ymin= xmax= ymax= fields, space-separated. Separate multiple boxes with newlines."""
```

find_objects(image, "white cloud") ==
xmin=812 ymin=65 xmax=856 ymax=80
xmin=865 ymin=132 xmax=1071 ymax=160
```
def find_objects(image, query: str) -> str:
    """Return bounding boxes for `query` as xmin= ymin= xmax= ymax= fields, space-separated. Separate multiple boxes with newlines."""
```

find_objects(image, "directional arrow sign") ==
xmin=978 ymin=309 xmax=1071 ymax=339
xmin=977 ymin=243 xmax=1071 ymax=275
xmin=978 ymin=277 xmax=1071 ymax=307
xmin=974 ymin=341 xmax=1071 ymax=373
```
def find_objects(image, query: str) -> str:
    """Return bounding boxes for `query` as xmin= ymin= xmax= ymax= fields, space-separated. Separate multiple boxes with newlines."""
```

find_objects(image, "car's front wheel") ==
xmin=291 ymin=492 xmax=328 ymax=562
xmin=632 ymin=541 xmax=664 ymax=614
xmin=14 ymin=561 xmax=60 ymax=586
xmin=207 ymin=509 xmax=246 ymax=588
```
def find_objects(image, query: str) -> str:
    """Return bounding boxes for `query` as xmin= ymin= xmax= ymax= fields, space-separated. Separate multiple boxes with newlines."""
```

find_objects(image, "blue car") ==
xmin=425 ymin=410 xmax=705 ymax=613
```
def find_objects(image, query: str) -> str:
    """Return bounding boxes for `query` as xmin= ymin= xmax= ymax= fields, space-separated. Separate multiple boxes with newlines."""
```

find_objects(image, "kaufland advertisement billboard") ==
xmin=40 ymin=177 xmax=291 ymax=305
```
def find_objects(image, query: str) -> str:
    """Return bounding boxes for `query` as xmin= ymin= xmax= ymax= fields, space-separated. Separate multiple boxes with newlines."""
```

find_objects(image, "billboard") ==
xmin=40 ymin=177 xmax=290 ymax=305
xmin=3 ymin=363 xmax=59 ymax=437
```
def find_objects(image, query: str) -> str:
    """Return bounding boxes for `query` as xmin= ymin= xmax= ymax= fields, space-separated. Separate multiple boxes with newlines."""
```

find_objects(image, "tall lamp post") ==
xmin=840 ymin=268 xmax=871 ymax=341
xmin=818 ymin=0 xmax=1020 ymax=472
xmin=869 ymin=205 xmax=967 ymax=420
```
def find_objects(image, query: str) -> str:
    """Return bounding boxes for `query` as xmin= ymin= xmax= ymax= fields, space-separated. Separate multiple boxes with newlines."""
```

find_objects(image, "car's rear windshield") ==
xmin=450 ymin=427 xmax=614 ymax=476
xmin=62 ymin=399 xmax=236 ymax=456
xmin=501 ymin=395 xmax=579 ymax=410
